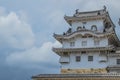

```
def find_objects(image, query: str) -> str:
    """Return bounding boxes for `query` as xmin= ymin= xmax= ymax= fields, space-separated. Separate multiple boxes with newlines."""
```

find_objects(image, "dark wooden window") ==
xmin=117 ymin=59 xmax=120 ymax=64
xmin=76 ymin=56 xmax=81 ymax=62
xmin=77 ymin=26 xmax=82 ymax=31
xmin=82 ymin=41 xmax=87 ymax=46
xmin=94 ymin=39 xmax=99 ymax=46
xmin=91 ymin=25 xmax=97 ymax=31
xmin=70 ymin=42 xmax=75 ymax=47
xmin=88 ymin=56 xmax=93 ymax=61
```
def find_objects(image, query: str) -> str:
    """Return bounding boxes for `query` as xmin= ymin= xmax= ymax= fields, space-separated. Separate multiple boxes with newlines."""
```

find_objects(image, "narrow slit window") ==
xmin=76 ymin=56 xmax=81 ymax=62
xmin=117 ymin=59 xmax=120 ymax=65
xmin=70 ymin=42 xmax=75 ymax=47
xmin=88 ymin=56 xmax=93 ymax=61
xmin=94 ymin=40 xmax=99 ymax=46
xmin=82 ymin=41 xmax=87 ymax=46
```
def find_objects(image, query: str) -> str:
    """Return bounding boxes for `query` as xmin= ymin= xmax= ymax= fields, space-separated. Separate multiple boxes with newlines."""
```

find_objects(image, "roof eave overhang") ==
xmin=64 ymin=15 xmax=105 ymax=26
xmin=54 ymin=31 xmax=112 ymax=42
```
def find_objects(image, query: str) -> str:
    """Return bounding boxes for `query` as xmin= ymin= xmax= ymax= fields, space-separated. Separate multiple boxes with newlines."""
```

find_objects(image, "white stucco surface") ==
xmin=61 ymin=52 xmax=108 ymax=69
xmin=71 ymin=20 xmax=104 ymax=33
xmin=62 ymin=37 xmax=108 ymax=48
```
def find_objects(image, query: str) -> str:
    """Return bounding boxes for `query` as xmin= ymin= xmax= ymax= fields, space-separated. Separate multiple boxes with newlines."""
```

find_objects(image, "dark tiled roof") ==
xmin=32 ymin=73 xmax=120 ymax=78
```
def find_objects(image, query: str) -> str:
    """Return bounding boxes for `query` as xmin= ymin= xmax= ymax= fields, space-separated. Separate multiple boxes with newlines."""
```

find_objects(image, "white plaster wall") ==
xmin=61 ymin=53 xmax=120 ymax=69
xmin=62 ymin=40 xmax=70 ymax=48
xmin=61 ymin=52 xmax=108 ymax=69
xmin=99 ymin=38 xmax=108 ymax=47
xmin=108 ymin=57 xmax=120 ymax=66
xmin=71 ymin=20 xmax=104 ymax=32
xmin=62 ymin=37 xmax=108 ymax=48
xmin=77 ymin=13 xmax=98 ymax=17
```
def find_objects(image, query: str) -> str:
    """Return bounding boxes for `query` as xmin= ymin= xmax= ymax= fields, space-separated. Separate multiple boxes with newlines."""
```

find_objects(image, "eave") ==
xmin=64 ymin=15 xmax=105 ymax=26
xmin=53 ymin=30 xmax=113 ymax=43
xmin=52 ymin=46 xmax=114 ymax=56
xmin=105 ymin=12 xmax=116 ymax=28
xmin=108 ymin=29 xmax=120 ymax=47
xmin=113 ymin=29 xmax=120 ymax=46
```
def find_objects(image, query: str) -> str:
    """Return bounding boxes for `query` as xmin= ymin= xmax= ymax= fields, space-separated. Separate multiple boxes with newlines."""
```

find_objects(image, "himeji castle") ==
xmin=32 ymin=7 xmax=120 ymax=80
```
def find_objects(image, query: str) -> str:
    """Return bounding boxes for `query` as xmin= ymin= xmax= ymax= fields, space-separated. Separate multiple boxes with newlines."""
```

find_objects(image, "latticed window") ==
xmin=82 ymin=41 xmax=87 ymax=46
xmin=76 ymin=56 xmax=81 ymax=62
xmin=70 ymin=42 xmax=75 ymax=47
xmin=94 ymin=39 xmax=99 ymax=46
xmin=88 ymin=56 xmax=93 ymax=61
xmin=77 ymin=26 xmax=82 ymax=31
xmin=91 ymin=25 xmax=97 ymax=31
xmin=117 ymin=59 xmax=120 ymax=64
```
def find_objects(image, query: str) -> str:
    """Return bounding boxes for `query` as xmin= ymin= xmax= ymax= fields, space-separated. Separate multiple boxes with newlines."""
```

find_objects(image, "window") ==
xmin=94 ymin=40 xmax=99 ymax=46
xmin=70 ymin=42 xmax=75 ymax=47
xmin=97 ymin=11 xmax=100 ymax=15
xmin=91 ymin=25 xmax=97 ymax=31
xmin=77 ymin=26 xmax=82 ymax=31
xmin=117 ymin=59 xmax=120 ymax=65
xmin=82 ymin=41 xmax=87 ymax=46
xmin=88 ymin=56 xmax=93 ymax=61
xmin=76 ymin=56 xmax=81 ymax=62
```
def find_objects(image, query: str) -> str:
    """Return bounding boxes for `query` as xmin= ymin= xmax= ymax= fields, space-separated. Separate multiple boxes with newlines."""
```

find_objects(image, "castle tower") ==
xmin=53 ymin=7 xmax=120 ymax=74
xmin=32 ymin=7 xmax=120 ymax=80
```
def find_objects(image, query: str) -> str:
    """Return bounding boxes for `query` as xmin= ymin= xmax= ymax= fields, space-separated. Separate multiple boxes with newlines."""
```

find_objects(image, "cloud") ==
xmin=0 ymin=7 xmax=6 ymax=16
xmin=0 ymin=9 xmax=35 ymax=50
xmin=6 ymin=41 xmax=62 ymax=69
xmin=47 ymin=10 xmax=64 ymax=28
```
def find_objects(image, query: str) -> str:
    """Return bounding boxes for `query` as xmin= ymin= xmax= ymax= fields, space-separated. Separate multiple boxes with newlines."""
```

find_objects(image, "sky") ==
xmin=0 ymin=0 xmax=120 ymax=80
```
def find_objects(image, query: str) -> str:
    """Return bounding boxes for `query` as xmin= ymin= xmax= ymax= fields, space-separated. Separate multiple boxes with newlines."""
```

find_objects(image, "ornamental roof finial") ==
xmin=75 ymin=9 xmax=79 ymax=14
xmin=103 ymin=5 xmax=107 ymax=11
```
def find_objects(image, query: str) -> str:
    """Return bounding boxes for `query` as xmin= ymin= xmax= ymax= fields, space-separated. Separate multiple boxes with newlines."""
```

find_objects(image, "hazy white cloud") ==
xmin=49 ymin=0 xmax=83 ymax=7
xmin=0 ymin=9 xmax=35 ymax=50
xmin=47 ymin=10 xmax=65 ymax=28
xmin=0 ymin=7 xmax=6 ymax=16
xmin=6 ymin=41 xmax=62 ymax=69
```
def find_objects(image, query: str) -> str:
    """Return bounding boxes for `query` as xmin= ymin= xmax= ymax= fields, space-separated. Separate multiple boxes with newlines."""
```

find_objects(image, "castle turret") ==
xmin=53 ymin=7 xmax=120 ymax=74
xmin=32 ymin=7 xmax=120 ymax=80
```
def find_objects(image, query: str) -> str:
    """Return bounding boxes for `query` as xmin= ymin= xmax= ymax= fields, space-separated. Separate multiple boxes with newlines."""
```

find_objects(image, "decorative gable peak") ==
xmin=73 ymin=7 xmax=106 ymax=18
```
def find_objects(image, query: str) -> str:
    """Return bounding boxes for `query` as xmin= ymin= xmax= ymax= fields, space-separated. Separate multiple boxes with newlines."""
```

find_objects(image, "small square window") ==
xmin=117 ymin=59 xmax=120 ymax=65
xmin=88 ymin=56 xmax=93 ymax=61
xmin=94 ymin=40 xmax=99 ymax=46
xmin=76 ymin=56 xmax=81 ymax=62
xmin=82 ymin=41 xmax=87 ymax=46
xmin=70 ymin=42 xmax=75 ymax=47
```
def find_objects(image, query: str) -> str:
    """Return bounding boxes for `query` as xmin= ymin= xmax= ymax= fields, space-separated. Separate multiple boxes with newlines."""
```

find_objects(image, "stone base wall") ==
xmin=61 ymin=68 xmax=107 ymax=74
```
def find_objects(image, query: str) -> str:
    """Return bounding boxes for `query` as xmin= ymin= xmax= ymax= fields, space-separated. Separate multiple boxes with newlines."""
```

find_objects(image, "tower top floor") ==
xmin=54 ymin=6 xmax=120 ymax=47
xmin=64 ymin=6 xmax=114 ymax=28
